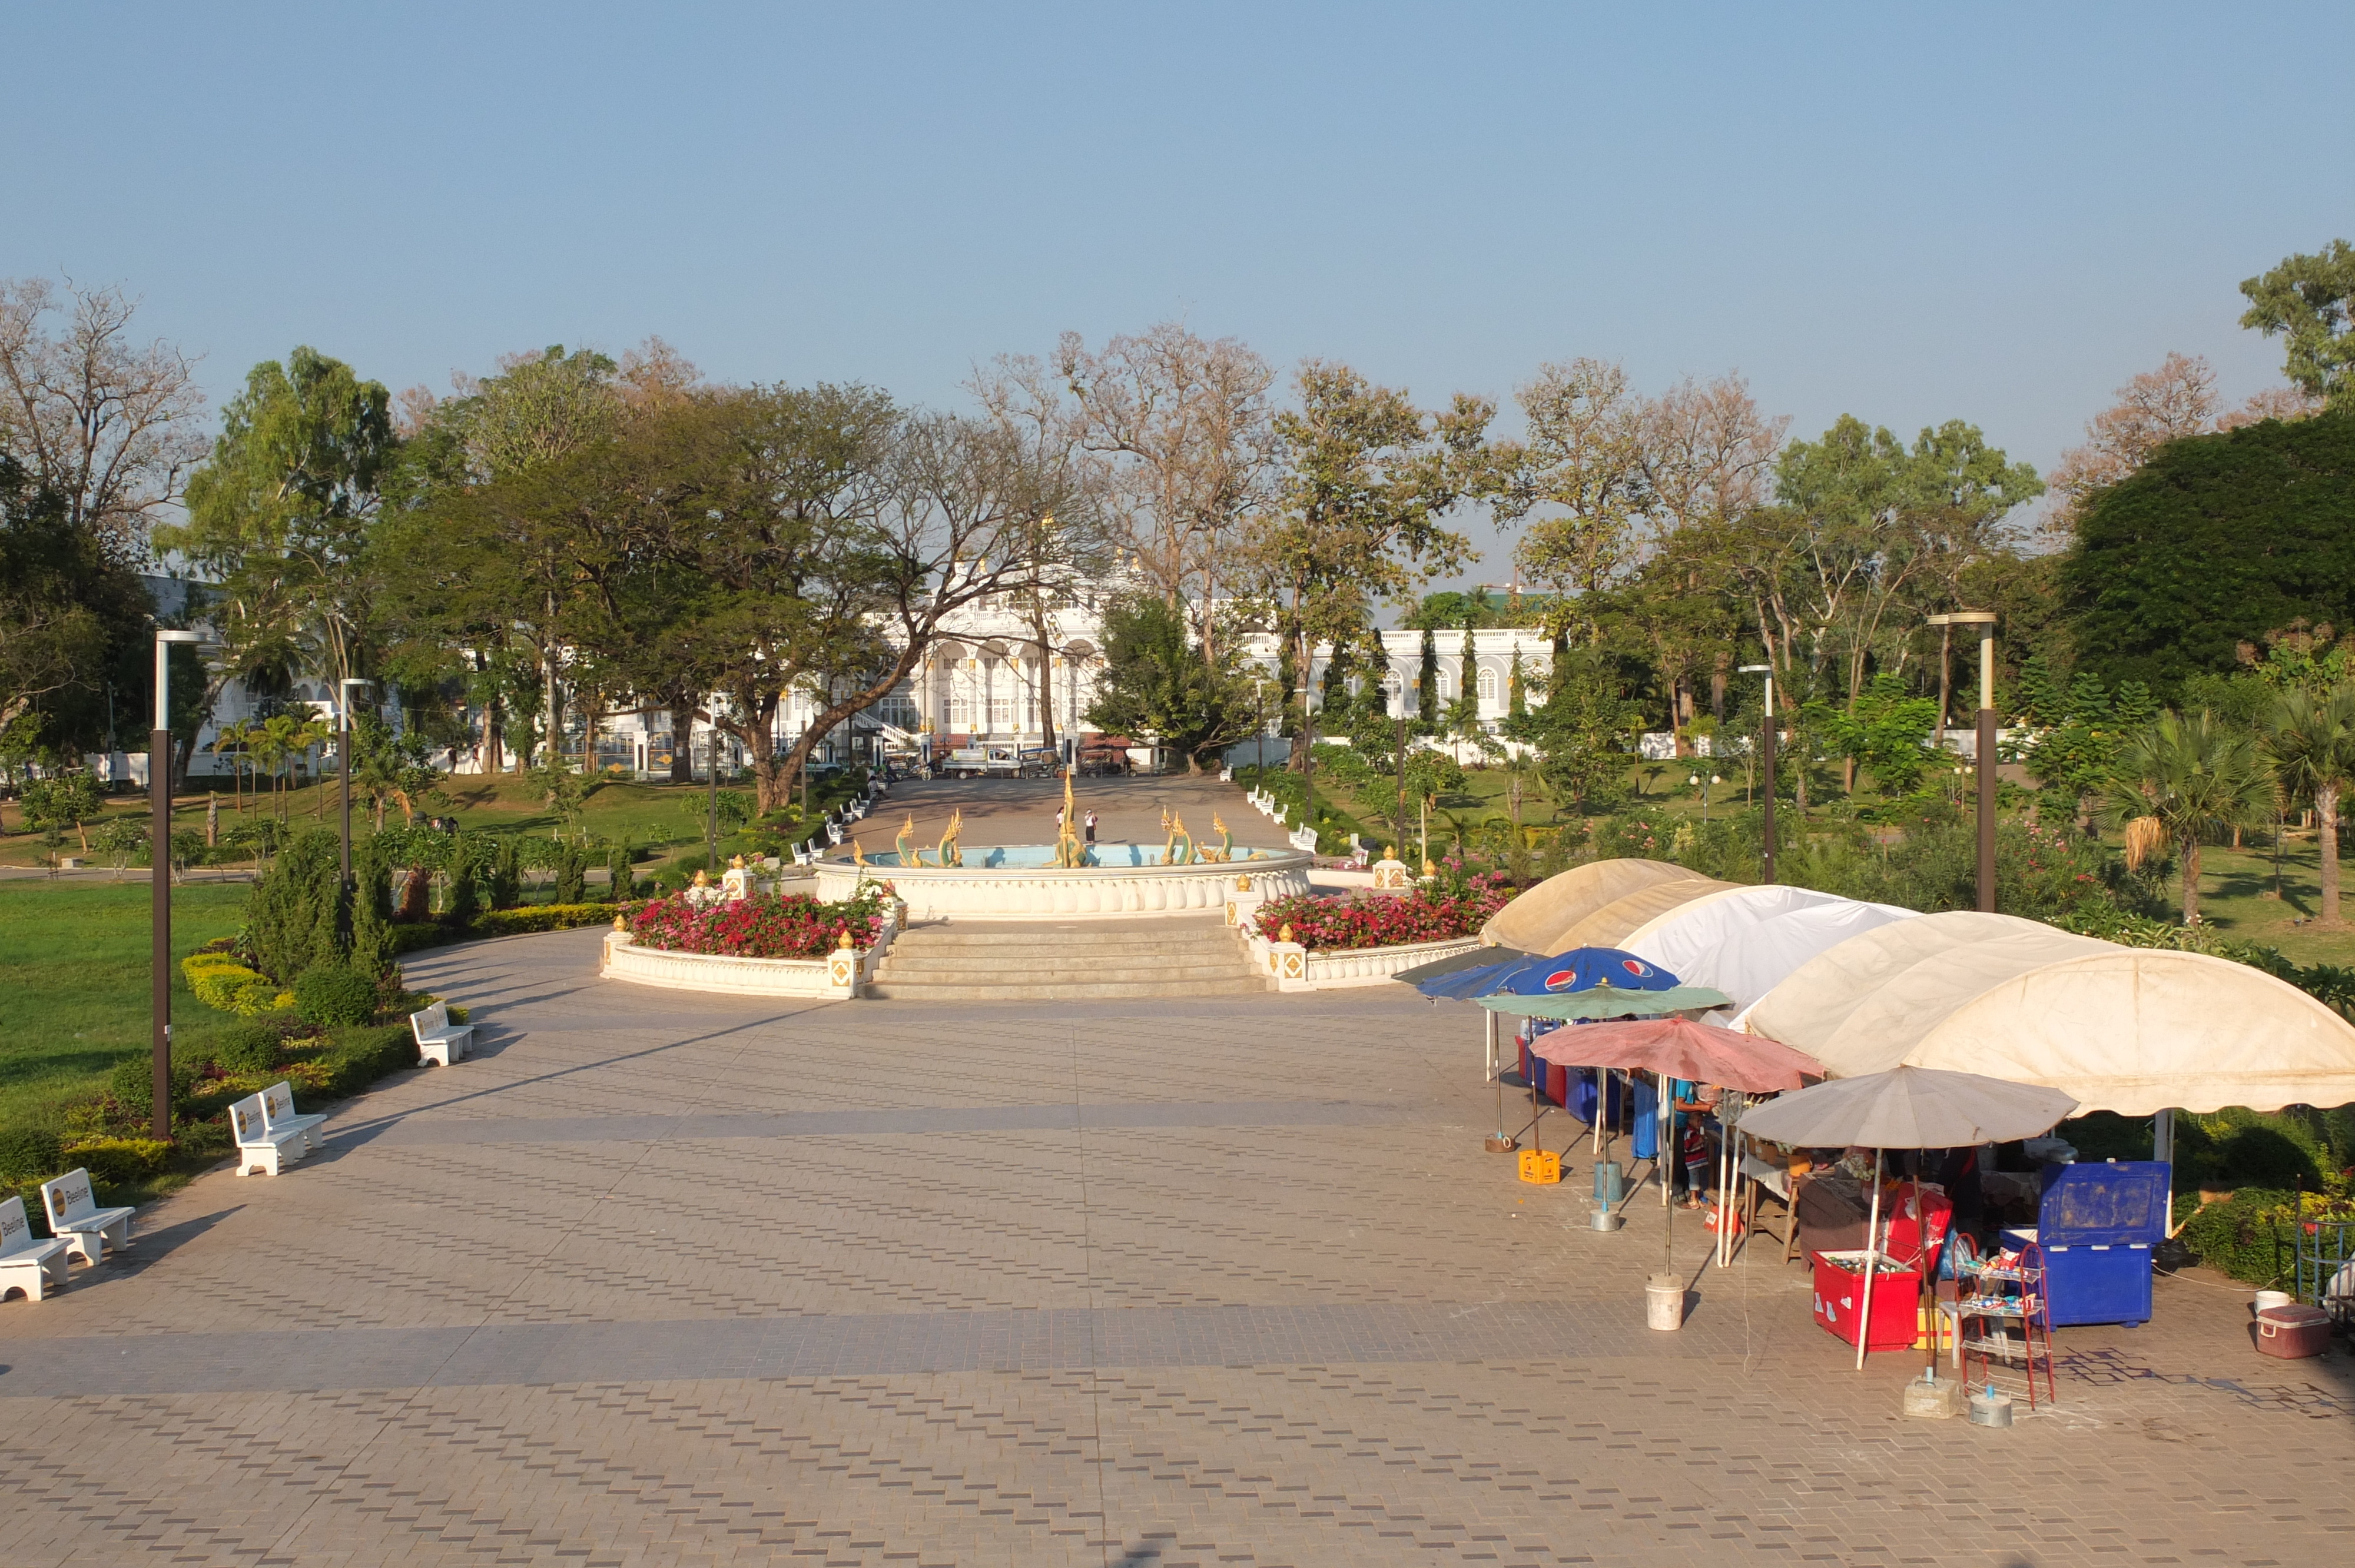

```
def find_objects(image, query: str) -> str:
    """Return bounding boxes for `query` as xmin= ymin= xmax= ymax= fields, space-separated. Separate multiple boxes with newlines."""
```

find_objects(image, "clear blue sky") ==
xmin=7 ymin=3 xmax=2348 ymax=582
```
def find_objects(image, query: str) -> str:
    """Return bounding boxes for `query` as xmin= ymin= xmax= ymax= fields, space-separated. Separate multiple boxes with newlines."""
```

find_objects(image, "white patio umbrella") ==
xmin=1736 ymin=1067 xmax=2079 ymax=1370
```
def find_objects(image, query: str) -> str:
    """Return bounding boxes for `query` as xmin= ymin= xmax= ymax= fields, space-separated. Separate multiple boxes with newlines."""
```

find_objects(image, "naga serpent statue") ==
xmin=1204 ymin=813 xmax=1234 ymax=862
xmin=896 ymin=813 xmax=921 ymax=866
xmin=936 ymin=807 xmax=964 ymax=868
xmin=1163 ymin=812 xmax=1195 ymax=866
xmin=1052 ymin=770 xmax=1088 ymax=868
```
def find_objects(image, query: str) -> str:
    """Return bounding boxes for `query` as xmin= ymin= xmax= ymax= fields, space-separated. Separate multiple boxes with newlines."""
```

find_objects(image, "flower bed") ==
xmin=1254 ymin=873 xmax=1514 ymax=952
xmin=627 ymin=888 xmax=886 ymax=959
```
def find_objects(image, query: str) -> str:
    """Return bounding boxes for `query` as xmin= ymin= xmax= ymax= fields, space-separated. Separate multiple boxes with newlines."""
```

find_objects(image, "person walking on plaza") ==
xmin=1084 ymin=809 xmax=1097 ymax=845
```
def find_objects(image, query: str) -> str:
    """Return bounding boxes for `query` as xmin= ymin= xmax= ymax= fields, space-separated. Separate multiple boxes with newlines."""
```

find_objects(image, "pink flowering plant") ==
xmin=628 ymin=888 xmax=888 ymax=959
xmin=1256 ymin=873 xmax=1514 ymax=952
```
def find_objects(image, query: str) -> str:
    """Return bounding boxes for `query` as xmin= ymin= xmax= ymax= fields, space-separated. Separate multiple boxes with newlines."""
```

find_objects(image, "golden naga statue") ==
xmin=1163 ymin=812 xmax=1195 ymax=866
xmin=936 ymin=807 xmax=964 ymax=868
xmin=1052 ymin=770 xmax=1087 ymax=868
xmin=1203 ymin=813 xmax=1235 ymax=862
xmin=851 ymin=838 xmax=867 ymax=867
xmin=896 ymin=813 xmax=921 ymax=866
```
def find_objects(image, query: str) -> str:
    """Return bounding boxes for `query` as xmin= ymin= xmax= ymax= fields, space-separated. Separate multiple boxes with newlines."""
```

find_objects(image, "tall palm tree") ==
xmin=210 ymin=720 xmax=254 ymax=817
xmin=2103 ymin=710 xmax=2272 ymax=924
xmin=2264 ymin=686 xmax=2355 ymax=928
xmin=252 ymin=713 xmax=301 ymax=824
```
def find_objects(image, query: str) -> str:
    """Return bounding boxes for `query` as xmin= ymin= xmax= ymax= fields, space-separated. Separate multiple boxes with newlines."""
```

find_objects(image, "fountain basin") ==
xmin=812 ymin=845 xmax=1312 ymax=921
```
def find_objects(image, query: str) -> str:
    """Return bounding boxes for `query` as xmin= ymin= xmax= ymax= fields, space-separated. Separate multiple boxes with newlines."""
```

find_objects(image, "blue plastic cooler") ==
xmin=2001 ymin=1158 xmax=2169 ymax=1328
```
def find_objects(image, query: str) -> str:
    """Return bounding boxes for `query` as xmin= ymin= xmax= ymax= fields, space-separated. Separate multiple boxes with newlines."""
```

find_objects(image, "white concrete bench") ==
xmin=0 ymin=1197 xmax=73 ymax=1301
xmin=261 ymin=1081 xmax=329 ymax=1154
xmin=409 ymin=1001 xmax=474 ymax=1067
xmin=229 ymin=1092 xmax=308 ymax=1176
xmin=39 ymin=1168 xmax=133 ymax=1267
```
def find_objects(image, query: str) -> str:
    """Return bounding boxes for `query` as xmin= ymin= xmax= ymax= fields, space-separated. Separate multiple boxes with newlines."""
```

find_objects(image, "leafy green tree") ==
xmin=20 ymin=772 xmax=105 ymax=853
xmin=0 ymin=456 xmax=155 ymax=759
xmin=1805 ymin=676 xmax=1939 ymax=795
xmin=1417 ymin=626 xmax=1440 ymax=725
xmin=2065 ymin=413 xmax=2355 ymax=694
xmin=1518 ymin=647 xmax=1638 ymax=812
xmin=158 ymin=348 xmax=396 ymax=778
xmin=1085 ymin=592 xmax=1253 ymax=771
xmin=2264 ymin=687 xmax=2355 ymax=928
xmin=1245 ymin=362 xmax=1497 ymax=772
xmin=347 ymin=711 xmax=444 ymax=829
xmin=89 ymin=816 xmax=146 ymax=879
xmin=2020 ymin=664 xmax=2158 ymax=822
xmin=2102 ymin=711 xmax=2272 ymax=923
xmin=2240 ymin=240 xmax=2355 ymax=408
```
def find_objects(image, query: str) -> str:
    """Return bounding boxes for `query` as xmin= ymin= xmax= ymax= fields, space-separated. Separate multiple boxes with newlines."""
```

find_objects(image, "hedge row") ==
xmin=386 ymin=902 xmax=628 ymax=956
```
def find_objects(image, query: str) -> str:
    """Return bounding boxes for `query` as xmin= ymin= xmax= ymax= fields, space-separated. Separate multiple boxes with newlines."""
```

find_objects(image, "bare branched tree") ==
xmin=1052 ymin=323 xmax=1275 ymax=663
xmin=0 ymin=276 xmax=207 ymax=553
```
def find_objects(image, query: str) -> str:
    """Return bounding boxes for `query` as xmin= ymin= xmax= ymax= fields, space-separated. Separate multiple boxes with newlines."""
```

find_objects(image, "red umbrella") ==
xmin=1531 ymin=1018 xmax=1824 ymax=1280
xmin=1530 ymin=1016 xmax=1820 ymax=1092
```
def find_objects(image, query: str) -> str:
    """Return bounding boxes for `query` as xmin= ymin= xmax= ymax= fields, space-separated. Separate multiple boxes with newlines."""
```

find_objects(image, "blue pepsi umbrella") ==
xmin=1488 ymin=946 xmax=1681 ymax=998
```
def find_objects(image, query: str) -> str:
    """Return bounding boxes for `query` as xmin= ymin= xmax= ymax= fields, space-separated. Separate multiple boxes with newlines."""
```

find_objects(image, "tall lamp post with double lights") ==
xmin=151 ymin=629 xmax=205 ymax=1139
xmin=1738 ymin=663 xmax=1776 ymax=883
xmin=339 ymin=677 xmax=371 ymax=881
xmin=1926 ymin=611 xmax=1999 ymax=912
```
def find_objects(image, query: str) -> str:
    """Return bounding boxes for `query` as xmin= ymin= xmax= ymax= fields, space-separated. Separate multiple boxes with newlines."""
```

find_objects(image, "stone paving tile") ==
xmin=1 ymin=926 xmax=2350 ymax=1566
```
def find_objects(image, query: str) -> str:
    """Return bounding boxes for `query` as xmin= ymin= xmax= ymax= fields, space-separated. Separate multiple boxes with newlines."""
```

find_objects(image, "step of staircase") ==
xmin=868 ymin=918 xmax=1273 ymax=1001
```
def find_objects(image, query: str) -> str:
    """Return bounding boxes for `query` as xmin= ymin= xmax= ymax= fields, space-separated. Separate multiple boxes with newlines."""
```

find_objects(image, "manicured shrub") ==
xmin=349 ymin=834 xmax=396 ymax=981
xmin=608 ymin=845 xmax=635 ymax=901
xmin=246 ymin=826 xmax=347 ymax=985
xmin=389 ymin=922 xmax=455 ymax=955
xmin=2176 ymin=1187 xmax=2296 ymax=1286
xmin=470 ymin=902 xmax=635 ymax=938
xmin=0 ymin=1125 xmax=64 ymax=1185
xmin=108 ymin=1054 xmax=200 ymax=1118
xmin=552 ymin=841 xmax=588 ymax=904
xmin=213 ymin=1019 xmax=284 ymax=1074
xmin=445 ymin=854 xmax=482 ymax=928
xmin=315 ymin=1022 xmax=420 ymax=1096
xmin=487 ymin=838 xmax=523 ymax=909
xmin=64 ymin=1137 xmax=171 ymax=1187
xmin=294 ymin=961 xmax=379 ymax=1027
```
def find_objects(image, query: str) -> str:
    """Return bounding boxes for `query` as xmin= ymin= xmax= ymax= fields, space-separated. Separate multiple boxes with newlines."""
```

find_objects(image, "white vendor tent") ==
xmin=1618 ymin=884 xmax=1919 ymax=1015
xmin=1740 ymin=910 xmax=2355 ymax=1115
xmin=1480 ymin=858 xmax=1736 ymax=955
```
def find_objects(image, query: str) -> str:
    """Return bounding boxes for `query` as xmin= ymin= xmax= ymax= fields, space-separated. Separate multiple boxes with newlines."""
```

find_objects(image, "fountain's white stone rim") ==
xmin=810 ymin=848 xmax=1314 ymax=921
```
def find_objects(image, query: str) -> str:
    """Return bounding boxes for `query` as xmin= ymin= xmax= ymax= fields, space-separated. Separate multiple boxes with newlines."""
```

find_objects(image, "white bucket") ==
xmin=1645 ymin=1275 xmax=1684 ymax=1331
xmin=2254 ymin=1290 xmax=2293 ymax=1313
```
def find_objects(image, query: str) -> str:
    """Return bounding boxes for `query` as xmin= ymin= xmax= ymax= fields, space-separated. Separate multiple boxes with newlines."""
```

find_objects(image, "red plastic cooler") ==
xmin=1812 ymin=1250 xmax=1922 ymax=1351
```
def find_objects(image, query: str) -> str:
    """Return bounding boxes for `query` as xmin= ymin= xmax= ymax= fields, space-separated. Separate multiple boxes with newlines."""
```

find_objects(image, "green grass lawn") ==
xmin=0 ymin=881 xmax=249 ymax=1130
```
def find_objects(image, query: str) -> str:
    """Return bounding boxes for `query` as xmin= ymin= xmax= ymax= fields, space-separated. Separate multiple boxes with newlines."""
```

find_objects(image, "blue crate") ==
xmin=2037 ymin=1160 xmax=2168 ymax=1246
xmin=2002 ymin=1225 xmax=2154 ymax=1328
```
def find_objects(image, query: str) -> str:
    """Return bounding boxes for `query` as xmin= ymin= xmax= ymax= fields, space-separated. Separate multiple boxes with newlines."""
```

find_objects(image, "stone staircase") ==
xmin=865 ymin=916 xmax=1274 ymax=1001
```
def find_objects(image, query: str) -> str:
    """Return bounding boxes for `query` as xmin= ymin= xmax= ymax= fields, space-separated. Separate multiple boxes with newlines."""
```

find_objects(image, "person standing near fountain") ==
xmin=1084 ymin=809 xmax=1097 ymax=846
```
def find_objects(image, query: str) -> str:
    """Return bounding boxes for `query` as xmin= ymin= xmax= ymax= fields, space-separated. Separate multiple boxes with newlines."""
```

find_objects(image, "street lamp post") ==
xmin=1738 ymin=664 xmax=1775 ymax=883
xmin=1928 ymin=612 xmax=1999 ymax=912
xmin=339 ymin=677 xmax=371 ymax=882
xmin=151 ymin=629 xmax=204 ymax=1140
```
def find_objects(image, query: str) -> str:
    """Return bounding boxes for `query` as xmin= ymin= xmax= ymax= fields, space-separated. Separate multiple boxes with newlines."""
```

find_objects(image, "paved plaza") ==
xmin=3 ymin=926 xmax=2351 ymax=1567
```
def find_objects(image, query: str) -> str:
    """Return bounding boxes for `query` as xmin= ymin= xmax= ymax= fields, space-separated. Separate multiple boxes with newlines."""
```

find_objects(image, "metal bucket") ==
xmin=1590 ymin=1207 xmax=1624 ymax=1232
xmin=1592 ymin=1160 xmax=1625 ymax=1203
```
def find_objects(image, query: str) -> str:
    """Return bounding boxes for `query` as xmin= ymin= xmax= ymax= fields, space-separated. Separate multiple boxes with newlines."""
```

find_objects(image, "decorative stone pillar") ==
xmin=827 ymin=930 xmax=863 ymax=996
xmin=1371 ymin=858 xmax=1411 ymax=889
xmin=1266 ymin=921 xmax=1309 ymax=991
xmin=1224 ymin=872 xmax=1265 ymax=933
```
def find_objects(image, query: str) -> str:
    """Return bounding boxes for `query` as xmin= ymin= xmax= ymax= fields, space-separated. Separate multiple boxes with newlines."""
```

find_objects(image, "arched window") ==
xmin=1477 ymin=666 xmax=1497 ymax=704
